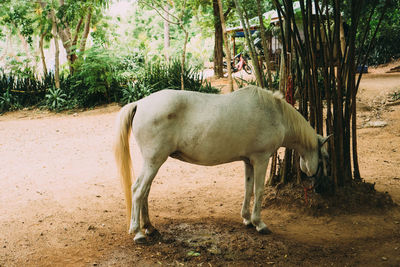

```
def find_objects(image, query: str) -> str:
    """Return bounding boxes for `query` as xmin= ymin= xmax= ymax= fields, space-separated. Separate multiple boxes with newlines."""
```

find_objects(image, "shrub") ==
xmin=0 ymin=54 xmax=218 ymax=112
xmin=70 ymin=46 xmax=144 ymax=108
xmin=71 ymin=46 xmax=119 ymax=105
xmin=122 ymin=59 xmax=219 ymax=104
xmin=0 ymin=70 xmax=51 ymax=112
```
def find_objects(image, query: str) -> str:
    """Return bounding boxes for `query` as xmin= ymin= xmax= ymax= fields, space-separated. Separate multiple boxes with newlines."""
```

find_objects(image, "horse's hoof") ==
xmin=134 ymin=232 xmax=147 ymax=244
xmin=256 ymin=226 xmax=272 ymax=235
xmin=145 ymin=228 xmax=161 ymax=238
xmin=243 ymin=219 xmax=254 ymax=228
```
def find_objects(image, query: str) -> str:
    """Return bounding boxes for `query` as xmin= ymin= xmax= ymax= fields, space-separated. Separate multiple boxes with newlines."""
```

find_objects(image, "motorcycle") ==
xmin=223 ymin=53 xmax=252 ymax=74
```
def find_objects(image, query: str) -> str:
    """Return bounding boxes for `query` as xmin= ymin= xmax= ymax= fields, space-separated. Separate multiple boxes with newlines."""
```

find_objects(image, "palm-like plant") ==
xmin=0 ymin=90 xmax=13 ymax=113
xmin=121 ymin=82 xmax=152 ymax=105
xmin=45 ymin=87 xmax=67 ymax=111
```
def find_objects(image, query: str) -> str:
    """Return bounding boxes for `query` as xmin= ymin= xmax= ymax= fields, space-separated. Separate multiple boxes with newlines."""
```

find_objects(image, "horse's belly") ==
xmin=169 ymin=150 xmax=242 ymax=166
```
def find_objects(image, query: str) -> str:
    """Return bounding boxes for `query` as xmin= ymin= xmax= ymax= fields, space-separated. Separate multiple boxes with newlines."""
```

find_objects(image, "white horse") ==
xmin=114 ymin=85 xmax=331 ymax=243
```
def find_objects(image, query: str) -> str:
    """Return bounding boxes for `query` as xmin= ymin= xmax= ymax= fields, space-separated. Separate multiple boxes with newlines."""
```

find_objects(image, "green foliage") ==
xmin=6 ymin=59 xmax=35 ymax=79
xmin=348 ymin=0 xmax=400 ymax=65
xmin=0 ymin=70 xmax=50 ymax=112
xmin=139 ymin=58 xmax=219 ymax=93
xmin=123 ymin=2 xmax=215 ymax=67
xmin=0 ymin=0 xmax=36 ymax=44
xmin=1 ymin=49 xmax=215 ymax=112
xmin=45 ymin=86 xmax=67 ymax=111
xmin=69 ymin=45 xmax=143 ymax=107
xmin=120 ymin=59 xmax=219 ymax=105
xmin=121 ymin=82 xmax=152 ymax=104
xmin=90 ymin=16 xmax=119 ymax=47
xmin=72 ymin=45 xmax=117 ymax=96
xmin=0 ymin=90 xmax=14 ymax=113
xmin=367 ymin=15 xmax=400 ymax=65
xmin=390 ymin=90 xmax=400 ymax=102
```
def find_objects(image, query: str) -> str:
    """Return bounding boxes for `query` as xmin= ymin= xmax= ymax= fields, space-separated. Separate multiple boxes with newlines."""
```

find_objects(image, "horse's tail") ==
xmin=113 ymin=102 xmax=137 ymax=230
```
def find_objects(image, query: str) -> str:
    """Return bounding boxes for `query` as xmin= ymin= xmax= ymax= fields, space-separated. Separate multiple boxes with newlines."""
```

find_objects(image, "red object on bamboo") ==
xmin=285 ymin=75 xmax=295 ymax=106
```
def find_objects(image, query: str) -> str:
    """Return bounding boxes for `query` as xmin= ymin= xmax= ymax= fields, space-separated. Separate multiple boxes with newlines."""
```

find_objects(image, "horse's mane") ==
xmin=243 ymin=86 xmax=317 ymax=150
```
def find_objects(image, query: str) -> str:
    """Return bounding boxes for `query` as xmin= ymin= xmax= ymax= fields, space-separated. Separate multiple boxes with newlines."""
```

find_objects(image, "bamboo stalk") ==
xmin=235 ymin=0 xmax=264 ymax=87
xmin=217 ymin=0 xmax=233 ymax=92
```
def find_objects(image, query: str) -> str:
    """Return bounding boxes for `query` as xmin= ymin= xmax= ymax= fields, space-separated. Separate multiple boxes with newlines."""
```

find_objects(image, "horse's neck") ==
xmin=281 ymin=103 xmax=317 ymax=157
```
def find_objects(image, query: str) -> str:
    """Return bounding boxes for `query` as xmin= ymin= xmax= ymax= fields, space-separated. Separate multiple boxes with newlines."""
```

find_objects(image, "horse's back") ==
xmin=133 ymin=89 xmax=221 ymax=130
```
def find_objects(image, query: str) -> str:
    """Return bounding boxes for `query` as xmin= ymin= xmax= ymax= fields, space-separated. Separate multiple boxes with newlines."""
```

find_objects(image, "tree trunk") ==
xmin=181 ymin=30 xmax=189 ymax=90
xmin=80 ymin=7 xmax=92 ymax=53
xmin=40 ymin=0 xmax=76 ymax=73
xmin=71 ymin=17 xmax=83 ymax=64
xmin=39 ymin=32 xmax=48 ymax=76
xmin=179 ymin=0 xmax=189 ymax=90
xmin=217 ymin=0 xmax=233 ymax=92
xmin=57 ymin=25 xmax=74 ymax=72
xmin=51 ymin=11 xmax=60 ymax=89
xmin=352 ymin=87 xmax=361 ymax=180
xmin=164 ymin=5 xmax=170 ymax=63
xmin=213 ymin=0 xmax=224 ymax=78
xmin=256 ymin=0 xmax=273 ymax=89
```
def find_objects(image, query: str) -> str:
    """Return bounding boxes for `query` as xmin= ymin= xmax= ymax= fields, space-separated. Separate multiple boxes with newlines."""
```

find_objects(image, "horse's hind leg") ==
xmin=141 ymin=189 xmax=158 ymax=236
xmin=241 ymin=162 xmax=254 ymax=227
xmin=130 ymin=159 xmax=164 ymax=243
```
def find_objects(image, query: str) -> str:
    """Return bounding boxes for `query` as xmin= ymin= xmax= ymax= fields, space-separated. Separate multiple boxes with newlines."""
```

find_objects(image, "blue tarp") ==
xmin=234 ymin=29 xmax=257 ymax=38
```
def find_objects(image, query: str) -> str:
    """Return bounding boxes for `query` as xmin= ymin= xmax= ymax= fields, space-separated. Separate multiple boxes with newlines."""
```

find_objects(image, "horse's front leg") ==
xmin=251 ymin=154 xmax=272 ymax=234
xmin=241 ymin=162 xmax=254 ymax=227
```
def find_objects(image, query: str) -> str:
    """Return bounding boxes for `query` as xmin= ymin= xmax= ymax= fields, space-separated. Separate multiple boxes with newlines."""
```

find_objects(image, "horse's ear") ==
xmin=319 ymin=134 xmax=333 ymax=146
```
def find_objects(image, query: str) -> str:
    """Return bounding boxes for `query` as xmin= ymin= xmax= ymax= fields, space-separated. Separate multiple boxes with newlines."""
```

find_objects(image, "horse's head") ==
xmin=300 ymin=134 xmax=332 ymax=178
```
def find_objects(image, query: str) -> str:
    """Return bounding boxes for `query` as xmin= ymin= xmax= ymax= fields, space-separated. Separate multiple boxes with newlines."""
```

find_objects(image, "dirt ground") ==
xmin=1 ymin=65 xmax=400 ymax=266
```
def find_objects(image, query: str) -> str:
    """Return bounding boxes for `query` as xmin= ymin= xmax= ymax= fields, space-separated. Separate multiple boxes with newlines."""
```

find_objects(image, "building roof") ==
xmin=226 ymin=1 xmax=319 ymax=36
